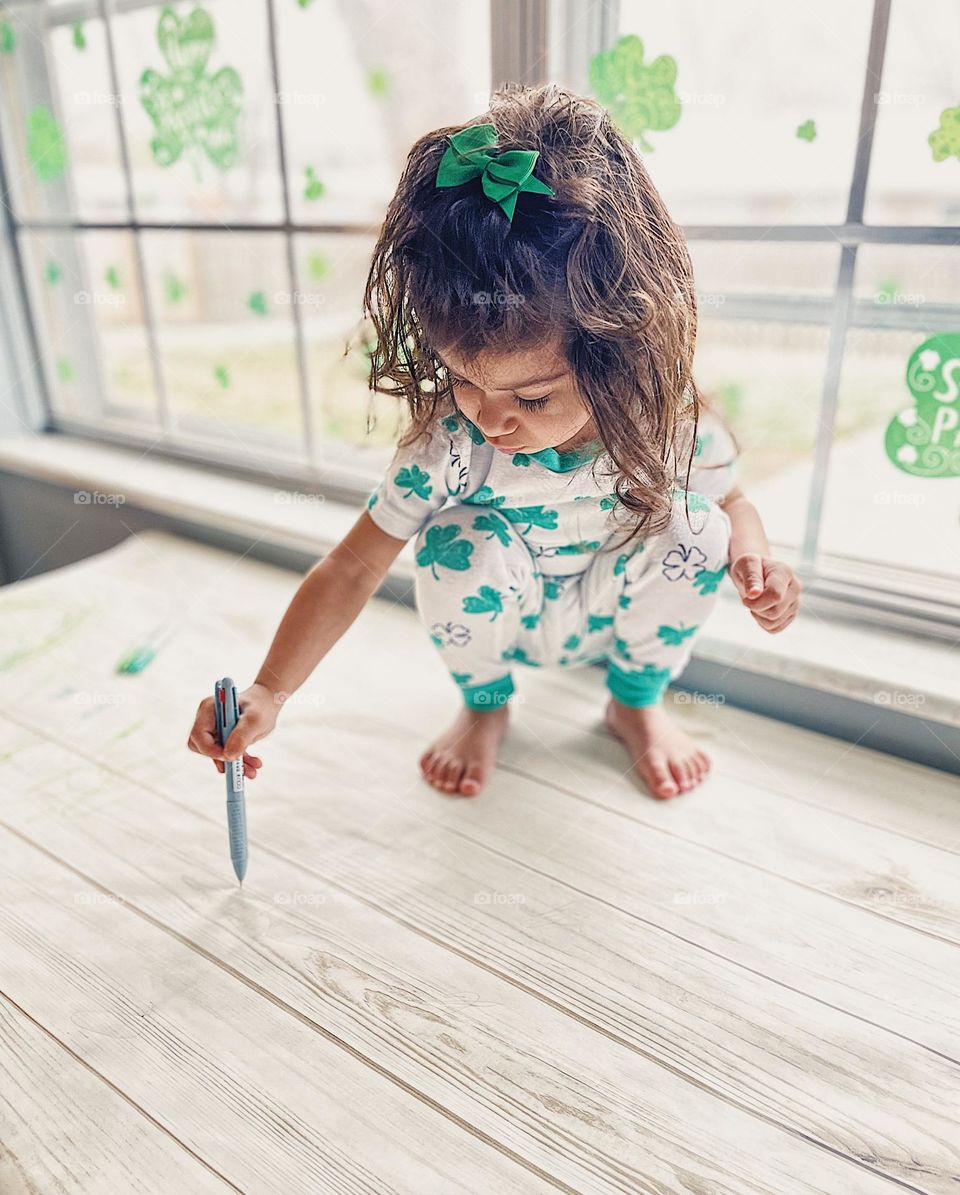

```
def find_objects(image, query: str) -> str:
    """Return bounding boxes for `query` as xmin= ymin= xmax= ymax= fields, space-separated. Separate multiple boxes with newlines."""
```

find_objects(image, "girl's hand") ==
xmin=729 ymin=554 xmax=801 ymax=633
xmin=186 ymin=681 xmax=279 ymax=780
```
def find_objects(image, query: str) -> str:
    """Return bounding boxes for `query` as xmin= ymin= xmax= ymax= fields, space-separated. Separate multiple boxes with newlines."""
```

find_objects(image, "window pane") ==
xmin=276 ymin=0 xmax=491 ymax=225
xmin=587 ymin=0 xmax=873 ymax=224
xmin=140 ymin=230 xmax=304 ymax=452
xmin=0 ymin=5 xmax=127 ymax=220
xmin=18 ymin=228 xmax=157 ymax=420
xmin=110 ymin=0 xmax=283 ymax=223
xmin=865 ymin=0 xmax=960 ymax=227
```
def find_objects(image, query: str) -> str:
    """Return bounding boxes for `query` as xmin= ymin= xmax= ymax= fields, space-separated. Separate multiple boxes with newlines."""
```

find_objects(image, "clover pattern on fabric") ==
xmin=503 ymin=645 xmax=540 ymax=667
xmin=465 ymin=484 xmax=506 ymax=507
xmin=451 ymin=671 xmax=473 ymax=686
xmin=520 ymin=612 xmax=540 ymax=630
xmin=692 ymin=565 xmax=727 ymax=596
xmin=588 ymin=34 xmax=681 ymax=152
xmin=430 ymin=621 xmax=472 ymax=648
xmin=511 ymin=453 xmax=531 ymax=467
xmin=139 ymin=6 xmax=243 ymax=178
xmin=472 ymin=514 xmax=511 ymax=545
xmin=500 ymin=504 xmax=559 ymax=533
xmin=542 ymin=577 xmax=564 ymax=600
xmin=416 ymin=523 xmax=473 ymax=579
xmin=884 ymin=334 xmax=960 ymax=478
xmin=462 ymin=585 xmax=504 ymax=622
xmin=26 ymin=106 xmax=67 ymax=182
xmin=662 ymin=543 xmax=708 ymax=583
xmin=929 ymin=106 xmax=960 ymax=163
xmin=614 ymin=636 xmax=632 ymax=661
xmin=394 ymin=464 xmax=432 ymax=500
xmin=658 ymin=623 xmax=698 ymax=646
xmin=587 ymin=613 xmax=615 ymax=634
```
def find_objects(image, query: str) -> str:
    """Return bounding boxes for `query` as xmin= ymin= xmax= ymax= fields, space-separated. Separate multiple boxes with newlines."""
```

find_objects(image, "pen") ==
xmin=214 ymin=677 xmax=248 ymax=885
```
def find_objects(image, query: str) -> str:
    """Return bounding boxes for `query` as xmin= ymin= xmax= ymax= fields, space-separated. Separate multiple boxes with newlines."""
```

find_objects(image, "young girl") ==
xmin=188 ymin=84 xmax=800 ymax=800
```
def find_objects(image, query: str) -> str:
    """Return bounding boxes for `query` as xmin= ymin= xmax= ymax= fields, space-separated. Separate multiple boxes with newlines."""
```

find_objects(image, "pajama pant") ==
xmin=412 ymin=495 xmax=732 ymax=710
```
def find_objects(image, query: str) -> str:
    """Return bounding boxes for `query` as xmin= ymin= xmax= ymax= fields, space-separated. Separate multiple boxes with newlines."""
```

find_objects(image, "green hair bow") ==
xmin=434 ymin=122 xmax=555 ymax=222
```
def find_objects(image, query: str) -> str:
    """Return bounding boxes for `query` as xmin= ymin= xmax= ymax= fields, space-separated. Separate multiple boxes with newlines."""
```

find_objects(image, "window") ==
xmin=1 ymin=0 xmax=957 ymax=634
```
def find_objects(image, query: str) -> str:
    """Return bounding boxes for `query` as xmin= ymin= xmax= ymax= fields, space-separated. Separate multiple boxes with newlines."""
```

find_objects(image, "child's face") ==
xmin=437 ymin=340 xmax=595 ymax=454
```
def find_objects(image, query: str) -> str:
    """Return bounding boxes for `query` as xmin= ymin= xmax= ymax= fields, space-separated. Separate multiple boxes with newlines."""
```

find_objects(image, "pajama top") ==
xmin=366 ymin=403 xmax=738 ymax=576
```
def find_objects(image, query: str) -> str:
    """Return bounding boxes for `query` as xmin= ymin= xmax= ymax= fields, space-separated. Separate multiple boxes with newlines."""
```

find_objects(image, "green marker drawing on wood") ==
xmin=796 ymin=118 xmax=817 ymax=142
xmin=884 ymin=333 xmax=960 ymax=478
xmin=929 ymin=106 xmax=960 ymax=163
xmin=588 ymin=34 xmax=680 ymax=151
xmin=26 ymin=106 xmax=67 ymax=182
xmin=139 ymin=5 xmax=243 ymax=179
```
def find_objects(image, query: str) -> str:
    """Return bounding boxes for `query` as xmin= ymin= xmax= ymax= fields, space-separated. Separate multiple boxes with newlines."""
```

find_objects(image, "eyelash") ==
xmin=448 ymin=376 xmax=550 ymax=411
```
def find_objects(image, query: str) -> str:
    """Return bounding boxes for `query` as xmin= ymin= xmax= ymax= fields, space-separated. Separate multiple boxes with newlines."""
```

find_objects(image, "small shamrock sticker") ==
xmin=662 ymin=543 xmax=708 ymax=582
xmin=247 ymin=290 xmax=268 ymax=317
xmin=56 ymin=357 xmax=74 ymax=383
xmin=139 ymin=5 xmax=243 ymax=178
xmin=367 ymin=68 xmax=390 ymax=96
xmin=105 ymin=265 xmax=120 ymax=290
xmin=394 ymin=464 xmax=432 ymax=500
xmin=213 ymin=363 xmax=230 ymax=388
xmin=45 ymin=260 xmax=62 ymax=286
xmin=472 ymin=513 xmax=511 ymax=545
xmin=588 ymin=34 xmax=681 ymax=152
xmin=929 ymin=106 xmax=960 ymax=163
xmin=416 ymin=523 xmax=473 ymax=579
xmin=463 ymin=585 xmax=504 ymax=622
xmin=303 ymin=166 xmax=325 ymax=201
xmin=796 ymin=118 xmax=817 ymax=143
xmin=884 ymin=333 xmax=960 ymax=478
xmin=658 ymin=623 xmax=698 ymax=646
xmin=72 ymin=22 xmax=86 ymax=51
xmin=0 ymin=20 xmax=15 ymax=53
xmin=306 ymin=252 xmax=328 ymax=282
xmin=26 ymin=106 xmax=67 ymax=182
xmin=165 ymin=272 xmax=187 ymax=304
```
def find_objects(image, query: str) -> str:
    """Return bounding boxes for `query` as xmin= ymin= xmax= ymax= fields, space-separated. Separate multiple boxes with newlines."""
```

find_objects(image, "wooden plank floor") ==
xmin=1 ymin=530 xmax=957 ymax=1195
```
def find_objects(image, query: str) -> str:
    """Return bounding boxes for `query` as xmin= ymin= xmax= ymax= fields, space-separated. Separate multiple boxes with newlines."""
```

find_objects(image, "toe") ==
xmin=441 ymin=758 xmax=462 ymax=793
xmin=644 ymin=751 xmax=678 ymax=798
xmin=459 ymin=761 xmax=484 ymax=796
xmin=669 ymin=757 xmax=690 ymax=793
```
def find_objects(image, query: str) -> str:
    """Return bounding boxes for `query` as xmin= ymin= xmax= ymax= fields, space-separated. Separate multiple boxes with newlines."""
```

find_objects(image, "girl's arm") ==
xmin=186 ymin=511 xmax=407 ymax=775
xmin=719 ymin=485 xmax=802 ymax=634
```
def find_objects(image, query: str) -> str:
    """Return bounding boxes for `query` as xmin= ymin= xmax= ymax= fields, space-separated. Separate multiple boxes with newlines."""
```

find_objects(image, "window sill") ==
xmin=0 ymin=432 xmax=955 ymax=771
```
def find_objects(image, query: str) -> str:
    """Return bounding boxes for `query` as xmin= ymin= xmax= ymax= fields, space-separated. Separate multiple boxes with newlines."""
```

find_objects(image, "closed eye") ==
xmin=514 ymin=395 xmax=550 ymax=411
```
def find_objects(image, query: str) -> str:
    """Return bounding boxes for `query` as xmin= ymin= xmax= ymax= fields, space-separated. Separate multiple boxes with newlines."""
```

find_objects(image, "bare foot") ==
xmin=604 ymin=699 xmax=712 ymax=799
xmin=419 ymin=703 xmax=510 ymax=796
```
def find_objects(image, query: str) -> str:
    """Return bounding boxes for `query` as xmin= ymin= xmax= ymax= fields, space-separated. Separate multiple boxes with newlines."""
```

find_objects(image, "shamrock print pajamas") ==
xmin=366 ymin=404 xmax=737 ymax=710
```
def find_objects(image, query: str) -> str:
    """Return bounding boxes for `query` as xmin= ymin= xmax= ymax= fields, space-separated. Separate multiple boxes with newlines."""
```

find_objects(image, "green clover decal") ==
xmin=394 ymin=464 xmax=432 ymax=500
xmin=884 ymin=333 xmax=960 ymax=478
xmin=416 ymin=523 xmax=473 ymax=579
xmin=463 ymin=585 xmax=504 ymax=621
xmin=472 ymin=513 xmax=511 ymax=545
xmin=796 ymin=119 xmax=817 ymax=143
xmin=658 ymin=623 xmax=698 ymax=646
xmin=139 ymin=6 xmax=243 ymax=177
xmin=26 ymin=106 xmax=67 ymax=183
xmin=588 ymin=34 xmax=681 ymax=152
xmin=303 ymin=166 xmax=325 ymax=201
xmin=929 ymin=106 xmax=960 ymax=163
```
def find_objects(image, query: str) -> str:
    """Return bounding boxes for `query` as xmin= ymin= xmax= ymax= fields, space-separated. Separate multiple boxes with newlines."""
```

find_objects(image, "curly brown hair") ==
xmin=362 ymin=81 xmax=717 ymax=549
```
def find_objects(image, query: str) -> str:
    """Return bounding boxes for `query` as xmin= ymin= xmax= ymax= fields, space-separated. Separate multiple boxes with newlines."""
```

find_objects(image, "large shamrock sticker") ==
xmin=588 ymin=34 xmax=680 ymax=152
xmin=929 ymin=106 xmax=960 ymax=163
xmin=884 ymin=333 xmax=960 ymax=478
xmin=139 ymin=6 xmax=243 ymax=178
xmin=415 ymin=523 xmax=473 ymax=579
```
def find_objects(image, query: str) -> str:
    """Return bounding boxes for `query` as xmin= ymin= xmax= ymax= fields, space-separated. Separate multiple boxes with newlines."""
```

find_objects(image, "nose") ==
xmin=476 ymin=398 xmax=518 ymax=438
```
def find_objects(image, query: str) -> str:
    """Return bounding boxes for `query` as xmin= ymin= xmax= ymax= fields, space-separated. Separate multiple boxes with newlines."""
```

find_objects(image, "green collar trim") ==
xmin=459 ymin=414 xmax=601 ymax=473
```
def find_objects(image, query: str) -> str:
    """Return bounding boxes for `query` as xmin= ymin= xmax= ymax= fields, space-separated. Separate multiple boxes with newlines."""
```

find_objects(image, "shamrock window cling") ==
xmin=884 ymin=333 xmax=960 ymax=479
xmin=139 ymin=6 xmax=243 ymax=180
xmin=588 ymin=34 xmax=681 ymax=152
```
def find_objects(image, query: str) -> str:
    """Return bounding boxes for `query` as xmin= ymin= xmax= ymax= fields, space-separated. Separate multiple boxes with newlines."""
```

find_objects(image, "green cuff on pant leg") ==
xmin=457 ymin=672 xmax=515 ymax=710
xmin=606 ymin=659 xmax=672 ymax=708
